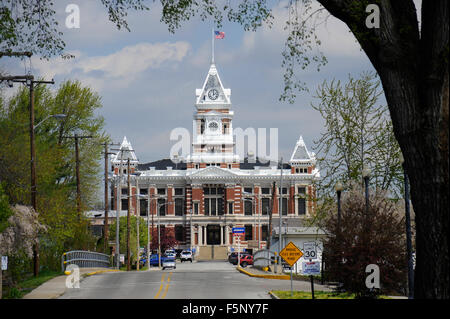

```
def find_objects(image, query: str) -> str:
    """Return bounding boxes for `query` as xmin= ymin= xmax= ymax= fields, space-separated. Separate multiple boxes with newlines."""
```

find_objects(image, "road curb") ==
xmin=268 ymin=291 xmax=280 ymax=299
xmin=82 ymin=269 xmax=120 ymax=277
xmin=237 ymin=267 xmax=290 ymax=280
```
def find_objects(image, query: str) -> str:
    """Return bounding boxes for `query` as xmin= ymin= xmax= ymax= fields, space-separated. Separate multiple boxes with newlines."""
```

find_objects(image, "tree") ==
xmin=0 ymin=80 xmax=108 ymax=270
xmin=0 ymin=0 xmax=149 ymax=58
xmin=150 ymin=227 xmax=178 ymax=254
xmin=0 ymin=205 xmax=46 ymax=297
xmin=155 ymin=0 xmax=449 ymax=299
xmin=312 ymin=71 xmax=403 ymax=198
xmin=109 ymin=216 xmax=149 ymax=266
xmin=323 ymin=184 xmax=407 ymax=298
xmin=1 ymin=0 xmax=447 ymax=299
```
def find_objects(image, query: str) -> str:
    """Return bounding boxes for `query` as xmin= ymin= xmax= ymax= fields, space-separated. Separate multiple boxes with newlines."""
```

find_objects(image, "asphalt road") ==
xmin=59 ymin=261 xmax=321 ymax=299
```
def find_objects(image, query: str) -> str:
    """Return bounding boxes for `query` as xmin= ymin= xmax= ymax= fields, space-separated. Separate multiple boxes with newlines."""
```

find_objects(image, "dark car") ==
xmin=239 ymin=254 xmax=253 ymax=267
xmin=228 ymin=252 xmax=251 ymax=265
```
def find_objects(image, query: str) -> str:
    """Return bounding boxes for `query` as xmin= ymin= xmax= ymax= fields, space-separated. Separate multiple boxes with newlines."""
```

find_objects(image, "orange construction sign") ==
xmin=279 ymin=241 xmax=303 ymax=266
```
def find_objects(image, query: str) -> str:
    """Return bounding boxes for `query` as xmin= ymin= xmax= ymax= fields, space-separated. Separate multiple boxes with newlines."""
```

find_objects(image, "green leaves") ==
xmin=311 ymin=72 xmax=403 ymax=200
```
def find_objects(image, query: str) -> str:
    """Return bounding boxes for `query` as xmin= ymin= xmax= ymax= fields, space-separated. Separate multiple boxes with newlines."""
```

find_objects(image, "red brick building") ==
xmin=110 ymin=62 xmax=320 ymax=259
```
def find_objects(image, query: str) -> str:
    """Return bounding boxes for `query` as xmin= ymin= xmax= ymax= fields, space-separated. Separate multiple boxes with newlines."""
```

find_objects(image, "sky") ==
xmin=0 ymin=0 xmax=421 ymax=165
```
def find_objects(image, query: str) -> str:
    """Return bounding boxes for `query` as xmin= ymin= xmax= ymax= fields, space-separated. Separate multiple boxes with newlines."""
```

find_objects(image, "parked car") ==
xmin=162 ymin=253 xmax=176 ymax=270
xmin=228 ymin=252 xmax=251 ymax=265
xmin=180 ymin=250 xmax=193 ymax=262
xmin=239 ymin=255 xmax=253 ymax=267
xmin=140 ymin=254 xmax=169 ymax=267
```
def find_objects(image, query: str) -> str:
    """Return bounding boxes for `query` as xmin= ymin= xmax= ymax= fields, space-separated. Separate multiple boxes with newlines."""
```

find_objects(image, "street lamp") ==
xmin=334 ymin=182 xmax=344 ymax=228
xmin=362 ymin=165 xmax=371 ymax=214
xmin=400 ymin=153 xmax=414 ymax=299
xmin=156 ymin=201 xmax=173 ymax=269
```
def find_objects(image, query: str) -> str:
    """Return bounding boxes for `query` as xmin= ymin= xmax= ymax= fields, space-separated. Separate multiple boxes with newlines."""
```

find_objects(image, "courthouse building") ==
xmin=109 ymin=62 xmax=320 ymax=259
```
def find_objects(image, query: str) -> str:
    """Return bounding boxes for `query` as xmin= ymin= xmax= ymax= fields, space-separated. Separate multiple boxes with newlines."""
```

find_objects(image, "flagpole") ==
xmin=212 ymin=28 xmax=215 ymax=64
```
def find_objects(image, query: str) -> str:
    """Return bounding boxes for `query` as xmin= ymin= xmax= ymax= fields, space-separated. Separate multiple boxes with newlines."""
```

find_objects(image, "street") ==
xmin=59 ymin=261 xmax=324 ymax=299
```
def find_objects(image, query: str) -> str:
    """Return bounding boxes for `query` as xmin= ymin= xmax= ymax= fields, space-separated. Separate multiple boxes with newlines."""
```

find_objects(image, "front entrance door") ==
xmin=207 ymin=225 xmax=220 ymax=245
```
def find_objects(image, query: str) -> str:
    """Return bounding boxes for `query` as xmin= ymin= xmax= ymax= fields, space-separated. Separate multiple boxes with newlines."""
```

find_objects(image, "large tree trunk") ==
xmin=318 ymin=0 xmax=449 ymax=298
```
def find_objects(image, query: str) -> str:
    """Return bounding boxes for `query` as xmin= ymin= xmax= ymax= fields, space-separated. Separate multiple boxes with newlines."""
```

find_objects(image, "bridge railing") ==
xmin=253 ymin=249 xmax=275 ymax=269
xmin=61 ymin=250 xmax=111 ymax=271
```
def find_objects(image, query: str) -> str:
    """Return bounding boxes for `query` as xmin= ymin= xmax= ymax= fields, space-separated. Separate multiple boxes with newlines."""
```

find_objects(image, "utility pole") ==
xmin=1 ymin=56 xmax=56 ymax=276
xmin=62 ymin=134 xmax=93 ymax=219
xmin=279 ymin=157 xmax=283 ymax=270
xmin=127 ymin=159 xmax=131 ymax=271
xmin=100 ymin=142 xmax=120 ymax=254
xmin=267 ymin=182 xmax=276 ymax=249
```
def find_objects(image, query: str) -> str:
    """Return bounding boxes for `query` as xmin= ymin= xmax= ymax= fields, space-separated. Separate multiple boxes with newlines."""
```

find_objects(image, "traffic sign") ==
xmin=279 ymin=241 xmax=303 ymax=267
xmin=302 ymin=261 xmax=321 ymax=276
xmin=303 ymin=242 xmax=317 ymax=259
xmin=232 ymin=227 xmax=245 ymax=234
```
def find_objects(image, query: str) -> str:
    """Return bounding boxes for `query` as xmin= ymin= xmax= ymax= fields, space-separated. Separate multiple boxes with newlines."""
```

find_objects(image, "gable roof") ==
xmin=195 ymin=63 xmax=231 ymax=106
xmin=111 ymin=136 xmax=139 ymax=164
xmin=289 ymin=135 xmax=314 ymax=163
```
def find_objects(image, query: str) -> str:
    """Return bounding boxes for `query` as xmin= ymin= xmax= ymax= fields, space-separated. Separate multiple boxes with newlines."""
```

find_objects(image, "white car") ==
xmin=180 ymin=250 xmax=193 ymax=262
xmin=162 ymin=257 xmax=176 ymax=270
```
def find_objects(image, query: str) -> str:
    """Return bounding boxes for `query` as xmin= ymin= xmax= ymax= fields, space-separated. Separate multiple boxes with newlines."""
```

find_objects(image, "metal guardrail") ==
xmin=253 ymin=249 xmax=275 ymax=268
xmin=61 ymin=250 xmax=111 ymax=271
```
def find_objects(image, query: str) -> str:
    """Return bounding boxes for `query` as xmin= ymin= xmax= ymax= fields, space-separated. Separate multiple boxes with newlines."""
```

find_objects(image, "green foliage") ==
xmin=311 ymin=72 xmax=403 ymax=200
xmin=0 ymin=184 xmax=13 ymax=233
xmin=323 ymin=185 xmax=407 ymax=297
xmin=0 ymin=0 xmax=149 ymax=58
xmin=109 ymin=216 xmax=149 ymax=264
xmin=0 ymin=80 xmax=109 ymax=271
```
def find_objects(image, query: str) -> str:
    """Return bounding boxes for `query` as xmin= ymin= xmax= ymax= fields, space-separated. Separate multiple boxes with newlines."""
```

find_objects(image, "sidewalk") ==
xmin=236 ymin=266 xmax=291 ymax=280
xmin=22 ymin=268 xmax=119 ymax=299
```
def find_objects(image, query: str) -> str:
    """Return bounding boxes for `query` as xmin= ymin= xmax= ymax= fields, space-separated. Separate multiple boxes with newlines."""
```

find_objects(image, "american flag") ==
xmin=215 ymin=31 xmax=225 ymax=39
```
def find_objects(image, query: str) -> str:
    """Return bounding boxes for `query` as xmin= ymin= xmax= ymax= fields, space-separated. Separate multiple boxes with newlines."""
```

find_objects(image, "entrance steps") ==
xmin=197 ymin=245 xmax=228 ymax=261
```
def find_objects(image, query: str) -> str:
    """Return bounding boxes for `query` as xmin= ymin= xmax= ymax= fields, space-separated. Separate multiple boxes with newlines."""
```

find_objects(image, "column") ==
xmin=220 ymin=225 xmax=224 ymax=245
xmin=199 ymin=225 xmax=203 ymax=246
xmin=225 ymin=226 xmax=230 ymax=245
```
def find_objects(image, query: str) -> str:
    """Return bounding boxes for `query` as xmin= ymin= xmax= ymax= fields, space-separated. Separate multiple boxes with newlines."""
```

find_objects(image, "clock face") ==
xmin=208 ymin=88 xmax=219 ymax=100
xmin=208 ymin=121 xmax=219 ymax=131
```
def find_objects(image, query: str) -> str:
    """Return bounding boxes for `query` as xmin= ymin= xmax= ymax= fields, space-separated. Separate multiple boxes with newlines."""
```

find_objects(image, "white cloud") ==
xmin=31 ymin=41 xmax=191 ymax=91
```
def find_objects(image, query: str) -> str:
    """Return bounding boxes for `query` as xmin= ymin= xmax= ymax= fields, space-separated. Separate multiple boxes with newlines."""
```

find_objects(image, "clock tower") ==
xmin=186 ymin=63 xmax=239 ymax=167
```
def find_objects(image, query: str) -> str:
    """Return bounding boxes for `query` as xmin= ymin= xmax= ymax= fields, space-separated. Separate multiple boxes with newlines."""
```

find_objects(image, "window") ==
xmin=298 ymin=198 xmax=306 ymax=215
xmin=175 ymin=225 xmax=184 ymax=241
xmin=218 ymin=198 xmax=224 ymax=215
xmin=204 ymin=187 xmax=210 ymax=195
xmin=157 ymin=188 xmax=166 ymax=195
xmin=204 ymin=198 xmax=210 ymax=216
xmin=228 ymin=202 xmax=233 ymax=214
xmin=194 ymin=203 xmax=199 ymax=215
xmin=244 ymin=199 xmax=253 ymax=216
xmin=175 ymin=188 xmax=183 ymax=196
xmin=140 ymin=188 xmax=148 ymax=195
xmin=139 ymin=199 xmax=147 ymax=216
xmin=298 ymin=187 xmax=306 ymax=195
xmin=121 ymin=198 xmax=128 ymax=210
xmin=281 ymin=198 xmax=288 ymax=215
xmin=262 ymin=225 xmax=269 ymax=241
xmin=158 ymin=199 xmax=166 ymax=216
xmin=121 ymin=188 xmax=128 ymax=195
xmin=262 ymin=198 xmax=271 ymax=215
xmin=175 ymin=198 xmax=184 ymax=216
xmin=261 ymin=188 xmax=271 ymax=195
xmin=245 ymin=225 xmax=253 ymax=241
xmin=244 ymin=187 xmax=253 ymax=194
xmin=280 ymin=187 xmax=288 ymax=194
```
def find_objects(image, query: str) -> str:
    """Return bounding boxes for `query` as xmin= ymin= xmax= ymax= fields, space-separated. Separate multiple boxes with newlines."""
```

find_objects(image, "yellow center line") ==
xmin=154 ymin=273 xmax=166 ymax=299
xmin=161 ymin=272 xmax=172 ymax=299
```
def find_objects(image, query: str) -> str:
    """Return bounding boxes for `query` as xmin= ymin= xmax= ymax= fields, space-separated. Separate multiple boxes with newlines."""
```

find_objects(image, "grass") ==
xmin=2 ymin=270 xmax=63 ymax=299
xmin=271 ymin=290 xmax=392 ymax=299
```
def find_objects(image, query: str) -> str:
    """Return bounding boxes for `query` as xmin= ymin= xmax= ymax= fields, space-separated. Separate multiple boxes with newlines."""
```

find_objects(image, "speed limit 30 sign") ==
xmin=303 ymin=242 xmax=317 ymax=259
